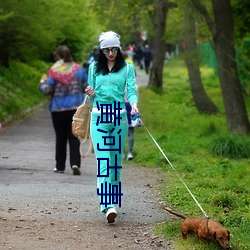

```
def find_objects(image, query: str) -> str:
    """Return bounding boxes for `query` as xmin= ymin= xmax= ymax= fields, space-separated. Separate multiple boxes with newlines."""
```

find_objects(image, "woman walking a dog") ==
xmin=85 ymin=31 xmax=138 ymax=223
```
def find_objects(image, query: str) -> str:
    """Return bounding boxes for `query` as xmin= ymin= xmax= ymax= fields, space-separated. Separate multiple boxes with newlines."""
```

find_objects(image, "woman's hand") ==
xmin=40 ymin=74 xmax=47 ymax=83
xmin=85 ymin=86 xmax=95 ymax=97
xmin=131 ymin=103 xmax=138 ymax=116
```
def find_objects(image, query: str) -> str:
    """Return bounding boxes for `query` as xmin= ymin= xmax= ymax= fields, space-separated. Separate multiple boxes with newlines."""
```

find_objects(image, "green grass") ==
xmin=129 ymin=58 xmax=250 ymax=250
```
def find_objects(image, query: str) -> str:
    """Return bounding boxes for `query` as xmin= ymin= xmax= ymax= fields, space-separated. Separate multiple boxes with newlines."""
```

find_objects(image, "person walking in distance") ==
xmin=39 ymin=45 xmax=88 ymax=175
xmin=85 ymin=31 xmax=138 ymax=223
xmin=143 ymin=44 xmax=152 ymax=74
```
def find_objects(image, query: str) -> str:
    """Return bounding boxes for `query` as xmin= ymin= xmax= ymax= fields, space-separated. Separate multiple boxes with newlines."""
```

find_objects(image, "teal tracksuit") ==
xmin=88 ymin=62 xmax=137 ymax=212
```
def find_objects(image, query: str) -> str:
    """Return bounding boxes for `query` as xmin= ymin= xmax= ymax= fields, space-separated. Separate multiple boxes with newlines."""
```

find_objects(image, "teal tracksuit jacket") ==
xmin=87 ymin=62 xmax=138 ymax=212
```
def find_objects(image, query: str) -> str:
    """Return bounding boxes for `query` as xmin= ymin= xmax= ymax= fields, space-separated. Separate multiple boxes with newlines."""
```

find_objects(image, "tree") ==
xmin=184 ymin=1 xmax=218 ymax=114
xmin=148 ymin=0 xmax=177 ymax=89
xmin=0 ymin=0 xmax=98 ymax=66
xmin=191 ymin=0 xmax=250 ymax=134
xmin=90 ymin=0 xmax=155 ymax=47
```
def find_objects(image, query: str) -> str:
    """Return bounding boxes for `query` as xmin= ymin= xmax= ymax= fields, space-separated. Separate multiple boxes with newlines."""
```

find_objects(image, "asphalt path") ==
xmin=0 ymin=106 xmax=166 ymax=223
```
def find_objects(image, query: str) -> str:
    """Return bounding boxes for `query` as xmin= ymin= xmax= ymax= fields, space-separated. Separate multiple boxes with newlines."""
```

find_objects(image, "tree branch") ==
xmin=190 ymin=0 xmax=216 ymax=37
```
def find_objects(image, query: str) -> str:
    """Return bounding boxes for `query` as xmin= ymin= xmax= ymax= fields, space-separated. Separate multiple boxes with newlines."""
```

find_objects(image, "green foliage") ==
xmin=0 ymin=0 xmax=100 ymax=66
xmin=0 ymin=60 xmax=49 ymax=122
xmin=236 ymin=37 xmax=250 ymax=95
xmin=232 ymin=0 xmax=250 ymax=39
xmin=91 ymin=0 xmax=155 ymax=46
xmin=165 ymin=2 xmax=184 ymax=44
xmin=210 ymin=191 xmax=238 ymax=209
xmin=130 ymin=58 xmax=250 ymax=249
xmin=165 ymin=0 xmax=213 ymax=45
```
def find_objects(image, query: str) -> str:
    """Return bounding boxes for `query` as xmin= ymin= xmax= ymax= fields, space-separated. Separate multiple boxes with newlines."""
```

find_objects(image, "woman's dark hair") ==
xmin=54 ymin=45 xmax=73 ymax=63
xmin=95 ymin=48 xmax=126 ymax=75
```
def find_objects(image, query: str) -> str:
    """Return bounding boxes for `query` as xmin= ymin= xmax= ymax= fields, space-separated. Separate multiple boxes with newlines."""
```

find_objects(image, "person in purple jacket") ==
xmin=39 ymin=45 xmax=88 ymax=175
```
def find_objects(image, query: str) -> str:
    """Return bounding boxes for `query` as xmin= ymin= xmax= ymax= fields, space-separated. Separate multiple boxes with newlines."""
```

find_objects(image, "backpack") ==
xmin=72 ymin=95 xmax=93 ymax=158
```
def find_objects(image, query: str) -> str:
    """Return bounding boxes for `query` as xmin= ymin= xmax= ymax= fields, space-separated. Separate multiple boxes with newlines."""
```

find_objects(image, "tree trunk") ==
xmin=184 ymin=4 xmax=218 ymax=114
xmin=191 ymin=0 xmax=250 ymax=134
xmin=147 ymin=0 xmax=169 ymax=89
xmin=212 ymin=0 xmax=250 ymax=134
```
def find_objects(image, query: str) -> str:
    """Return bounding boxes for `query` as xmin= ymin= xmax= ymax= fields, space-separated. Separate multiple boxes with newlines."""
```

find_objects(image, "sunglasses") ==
xmin=102 ymin=47 xmax=119 ymax=55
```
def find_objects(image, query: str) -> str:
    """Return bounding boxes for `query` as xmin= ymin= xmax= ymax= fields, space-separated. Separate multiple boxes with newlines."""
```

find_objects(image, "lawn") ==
xmin=129 ymin=58 xmax=250 ymax=250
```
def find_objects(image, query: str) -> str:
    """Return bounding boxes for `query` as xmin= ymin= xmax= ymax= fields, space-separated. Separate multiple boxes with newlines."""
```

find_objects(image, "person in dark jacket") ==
xmin=143 ymin=44 xmax=152 ymax=74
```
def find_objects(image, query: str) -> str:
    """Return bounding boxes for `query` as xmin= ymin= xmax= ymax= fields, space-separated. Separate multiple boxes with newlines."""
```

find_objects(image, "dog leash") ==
xmin=139 ymin=118 xmax=209 ymax=218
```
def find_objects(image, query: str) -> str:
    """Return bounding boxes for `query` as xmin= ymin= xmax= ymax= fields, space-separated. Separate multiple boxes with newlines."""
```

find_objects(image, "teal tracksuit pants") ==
xmin=90 ymin=109 xmax=128 ymax=212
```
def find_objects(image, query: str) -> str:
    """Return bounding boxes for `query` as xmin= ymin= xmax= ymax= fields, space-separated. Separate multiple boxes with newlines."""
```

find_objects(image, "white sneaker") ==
xmin=53 ymin=168 xmax=64 ymax=173
xmin=127 ymin=152 xmax=133 ymax=160
xmin=105 ymin=208 xmax=117 ymax=223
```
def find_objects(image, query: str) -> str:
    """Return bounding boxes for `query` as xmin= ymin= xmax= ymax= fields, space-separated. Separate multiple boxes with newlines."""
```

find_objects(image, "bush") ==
xmin=210 ymin=134 xmax=250 ymax=159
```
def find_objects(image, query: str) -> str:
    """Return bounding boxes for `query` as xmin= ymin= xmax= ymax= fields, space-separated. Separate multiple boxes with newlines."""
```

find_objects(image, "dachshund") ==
xmin=162 ymin=207 xmax=231 ymax=249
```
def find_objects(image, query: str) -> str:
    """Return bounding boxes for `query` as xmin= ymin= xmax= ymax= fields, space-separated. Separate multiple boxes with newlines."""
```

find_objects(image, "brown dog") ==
xmin=163 ymin=207 xmax=231 ymax=249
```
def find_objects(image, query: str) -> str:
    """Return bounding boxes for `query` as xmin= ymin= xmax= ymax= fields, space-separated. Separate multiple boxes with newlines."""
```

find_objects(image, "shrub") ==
xmin=210 ymin=135 xmax=250 ymax=158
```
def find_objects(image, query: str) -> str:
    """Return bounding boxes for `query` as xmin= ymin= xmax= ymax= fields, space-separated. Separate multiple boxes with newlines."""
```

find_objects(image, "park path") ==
xmin=0 ymin=69 xmax=173 ymax=250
